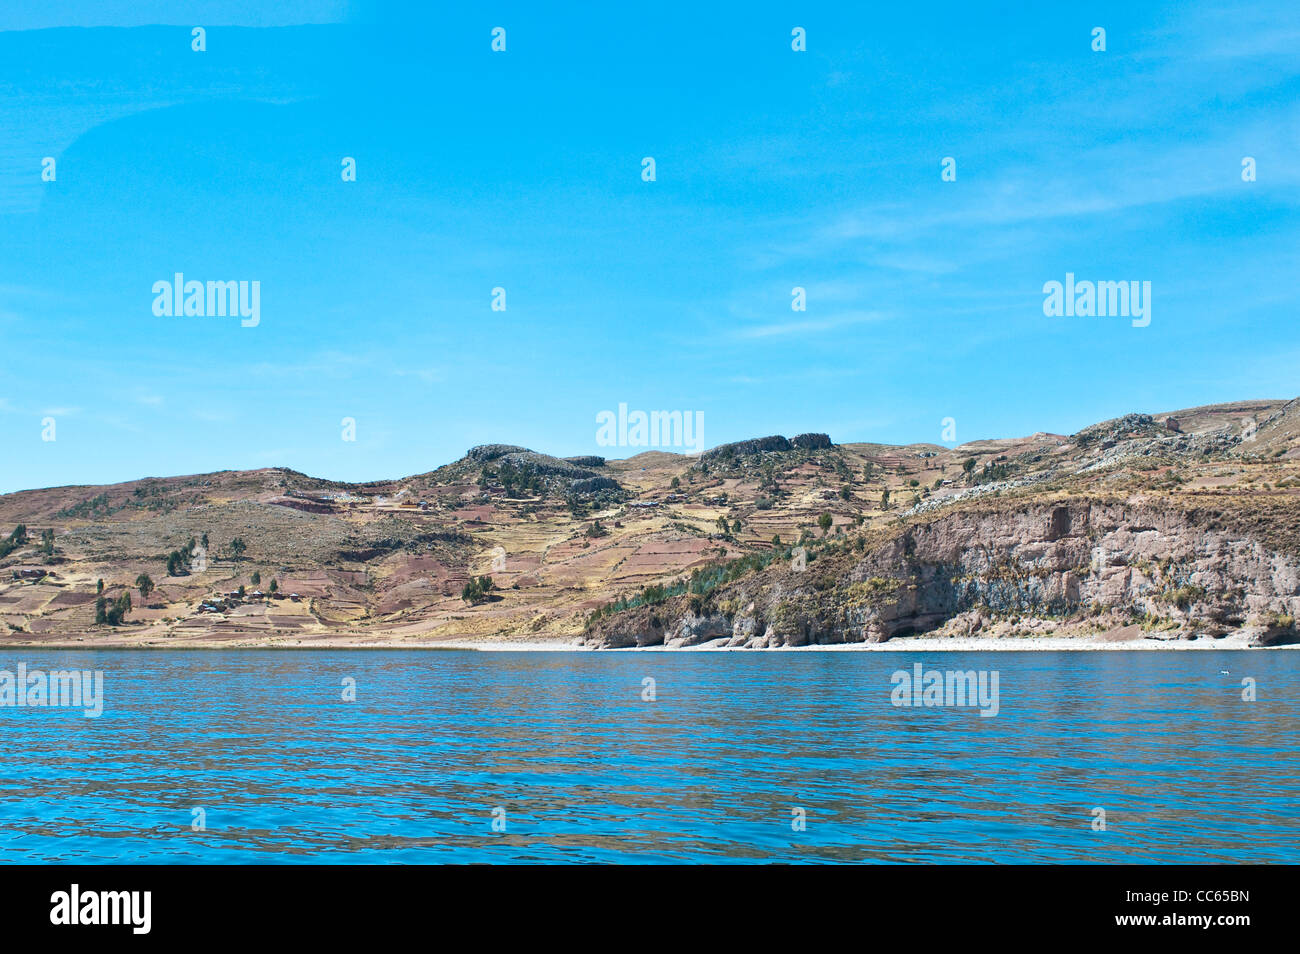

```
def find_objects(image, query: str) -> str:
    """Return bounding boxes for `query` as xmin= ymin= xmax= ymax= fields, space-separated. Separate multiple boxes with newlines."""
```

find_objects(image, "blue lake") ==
xmin=0 ymin=649 xmax=1296 ymax=863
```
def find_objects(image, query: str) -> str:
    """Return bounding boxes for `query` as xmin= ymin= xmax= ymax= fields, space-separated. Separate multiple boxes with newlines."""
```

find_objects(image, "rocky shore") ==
xmin=582 ymin=498 xmax=1300 ymax=649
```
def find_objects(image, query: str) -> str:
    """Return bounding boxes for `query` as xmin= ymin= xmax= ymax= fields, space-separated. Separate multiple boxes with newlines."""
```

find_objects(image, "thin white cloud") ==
xmin=734 ymin=310 xmax=889 ymax=340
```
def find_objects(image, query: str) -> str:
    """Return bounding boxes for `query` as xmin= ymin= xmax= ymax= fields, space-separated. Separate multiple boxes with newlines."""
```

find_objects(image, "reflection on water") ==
xmin=0 ymin=649 xmax=1296 ymax=863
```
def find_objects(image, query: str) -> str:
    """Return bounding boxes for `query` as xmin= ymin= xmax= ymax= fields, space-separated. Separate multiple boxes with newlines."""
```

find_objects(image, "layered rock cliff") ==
xmin=582 ymin=498 xmax=1300 ymax=648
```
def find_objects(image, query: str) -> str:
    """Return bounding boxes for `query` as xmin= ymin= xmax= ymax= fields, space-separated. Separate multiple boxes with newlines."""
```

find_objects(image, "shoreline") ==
xmin=0 ymin=633 xmax=1293 ymax=652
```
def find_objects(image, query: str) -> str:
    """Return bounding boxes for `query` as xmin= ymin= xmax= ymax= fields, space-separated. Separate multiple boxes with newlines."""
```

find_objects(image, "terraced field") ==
xmin=1 ymin=398 xmax=1297 ymax=647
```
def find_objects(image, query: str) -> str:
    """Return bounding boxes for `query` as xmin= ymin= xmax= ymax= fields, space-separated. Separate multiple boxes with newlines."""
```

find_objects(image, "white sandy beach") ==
xmin=422 ymin=632 xmax=1295 ymax=652
xmin=4 ymin=628 xmax=1294 ymax=652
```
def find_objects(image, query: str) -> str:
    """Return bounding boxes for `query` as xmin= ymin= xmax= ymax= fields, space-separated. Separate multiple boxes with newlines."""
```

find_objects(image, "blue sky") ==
xmin=1 ymin=1 xmax=1298 ymax=493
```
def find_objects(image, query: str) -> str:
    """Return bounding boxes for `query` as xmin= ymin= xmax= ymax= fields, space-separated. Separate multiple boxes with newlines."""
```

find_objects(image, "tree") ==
xmin=731 ymin=519 xmax=742 ymax=534
xmin=670 ymin=477 xmax=681 ymax=490
xmin=201 ymin=532 xmax=210 ymax=549
xmin=963 ymin=457 xmax=977 ymax=476
xmin=0 ymin=525 xmax=28 ymax=559
xmin=716 ymin=516 xmax=730 ymax=534
xmin=462 ymin=575 xmax=495 ymax=605
xmin=771 ymin=534 xmax=782 ymax=546
xmin=166 ymin=552 xmax=183 ymax=576
xmin=881 ymin=489 xmax=891 ymax=510
xmin=840 ymin=485 xmax=852 ymax=501
xmin=818 ymin=512 xmax=833 ymax=535
xmin=40 ymin=528 xmax=55 ymax=557
xmin=238 ymin=585 xmax=246 ymax=597
xmin=229 ymin=538 xmax=247 ymax=561
xmin=135 ymin=573 xmax=154 ymax=601
xmin=101 ymin=591 xmax=131 ymax=626
xmin=96 ymin=579 xmax=104 ymax=595
xmin=268 ymin=578 xmax=278 ymax=595
xmin=251 ymin=571 xmax=261 ymax=585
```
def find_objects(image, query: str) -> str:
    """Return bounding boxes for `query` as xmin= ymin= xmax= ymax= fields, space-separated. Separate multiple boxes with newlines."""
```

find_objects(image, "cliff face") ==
xmin=582 ymin=500 xmax=1300 ymax=648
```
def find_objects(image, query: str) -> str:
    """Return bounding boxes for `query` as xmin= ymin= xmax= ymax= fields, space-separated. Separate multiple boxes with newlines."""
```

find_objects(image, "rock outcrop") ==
xmin=584 ymin=499 xmax=1300 ymax=648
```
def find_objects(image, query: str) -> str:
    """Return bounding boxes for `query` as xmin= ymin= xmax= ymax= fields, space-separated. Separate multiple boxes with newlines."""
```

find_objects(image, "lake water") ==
xmin=1 ymin=649 xmax=1296 ymax=863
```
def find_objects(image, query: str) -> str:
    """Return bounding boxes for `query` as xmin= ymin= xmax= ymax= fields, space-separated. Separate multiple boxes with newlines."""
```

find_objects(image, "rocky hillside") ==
xmin=582 ymin=496 xmax=1300 ymax=649
xmin=1 ymin=398 xmax=1298 ymax=648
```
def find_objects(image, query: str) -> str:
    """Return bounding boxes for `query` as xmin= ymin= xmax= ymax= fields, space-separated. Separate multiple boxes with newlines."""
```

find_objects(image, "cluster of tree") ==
xmin=245 ymin=571 xmax=278 ymax=594
xmin=166 ymin=537 xmax=200 ymax=576
xmin=461 ymin=575 xmax=495 ymax=605
xmin=95 ymin=591 xmax=132 ymax=626
xmin=818 ymin=512 xmax=833 ymax=535
xmin=715 ymin=516 xmax=743 ymax=535
xmin=496 ymin=460 xmax=544 ymax=498
xmin=38 ymin=528 xmax=55 ymax=557
xmin=587 ymin=578 xmax=690 ymax=625
xmin=0 ymin=525 xmax=28 ymax=560
xmin=135 ymin=574 xmax=154 ymax=601
xmin=585 ymin=521 xmax=609 ymax=539
xmin=973 ymin=459 xmax=1015 ymax=485
xmin=55 ymin=493 xmax=111 ymax=519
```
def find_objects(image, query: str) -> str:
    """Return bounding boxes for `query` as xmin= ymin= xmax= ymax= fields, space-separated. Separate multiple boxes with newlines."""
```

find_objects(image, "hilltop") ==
xmin=1 ymin=398 xmax=1298 ymax=649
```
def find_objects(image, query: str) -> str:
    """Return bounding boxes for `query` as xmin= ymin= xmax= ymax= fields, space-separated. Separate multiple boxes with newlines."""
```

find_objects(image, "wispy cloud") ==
xmin=393 ymin=367 xmax=443 ymax=384
xmin=734 ymin=310 xmax=889 ymax=340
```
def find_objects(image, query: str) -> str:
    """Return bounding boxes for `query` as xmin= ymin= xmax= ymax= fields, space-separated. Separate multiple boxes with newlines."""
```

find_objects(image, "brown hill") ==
xmin=1 ymin=400 xmax=1297 ymax=648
